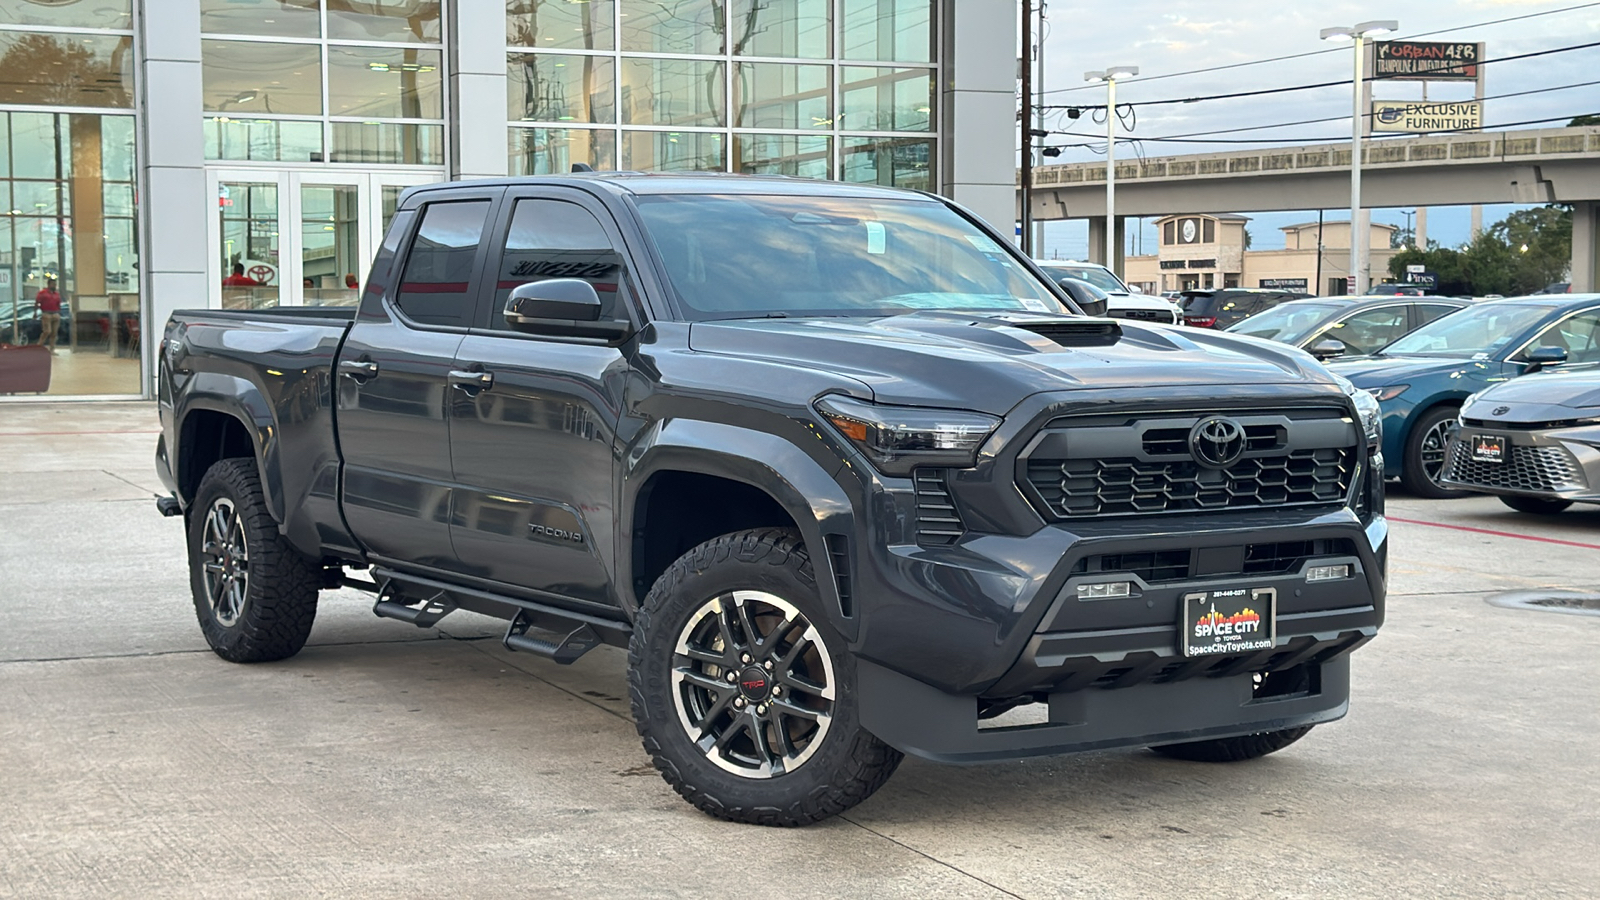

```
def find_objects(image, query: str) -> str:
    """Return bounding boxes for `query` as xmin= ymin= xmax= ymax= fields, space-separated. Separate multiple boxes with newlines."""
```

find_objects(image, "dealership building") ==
xmin=0 ymin=0 xmax=1015 ymax=398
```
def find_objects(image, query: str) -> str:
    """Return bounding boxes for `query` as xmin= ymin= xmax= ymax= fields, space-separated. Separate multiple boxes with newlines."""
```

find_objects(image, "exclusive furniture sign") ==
xmin=1372 ymin=100 xmax=1482 ymax=133
xmin=1373 ymin=41 xmax=1481 ymax=81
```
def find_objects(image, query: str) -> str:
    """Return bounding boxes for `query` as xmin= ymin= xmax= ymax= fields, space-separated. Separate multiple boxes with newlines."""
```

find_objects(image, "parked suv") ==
xmin=156 ymin=175 xmax=1387 ymax=826
xmin=1035 ymin=260 xmax=1180 ymax=324
xmin=1181 ymin=288 xmax=1312 ymax=329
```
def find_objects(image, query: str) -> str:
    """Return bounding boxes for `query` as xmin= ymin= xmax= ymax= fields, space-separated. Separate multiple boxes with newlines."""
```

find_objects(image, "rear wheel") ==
xmin=628 ymin=528 xmax=902 ymax=826
xmin=1500 ymin=495 xmax=1573 ymax=515
xmin=1402 ymin=405 xmax=1469 ymax=498
xmin=188 ymin=458 xmax=320 ymax=662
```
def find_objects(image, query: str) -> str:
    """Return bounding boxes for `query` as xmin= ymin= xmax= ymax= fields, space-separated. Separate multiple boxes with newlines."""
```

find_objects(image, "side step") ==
xmin=504 ymin=611 xmax=602 ymax=665
xmin=373 ymin=591 xmax=457 ymax=628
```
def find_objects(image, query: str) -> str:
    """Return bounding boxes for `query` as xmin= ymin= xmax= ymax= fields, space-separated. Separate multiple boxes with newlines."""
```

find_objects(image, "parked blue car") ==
xmin=1329 ymin=294 xmax=1600 ymax=497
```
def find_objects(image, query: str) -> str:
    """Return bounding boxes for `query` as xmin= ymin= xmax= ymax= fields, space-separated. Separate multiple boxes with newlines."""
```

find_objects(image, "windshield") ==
xmin=1228 ymin=303 xmax=1340 ymax=343
xmin=1041 ymin=265 xmax=1126 ymax=293
xmin=633 ymin=194 xmax=1065 ymax=320
xmin=1380 ymin=302 xmax=1553 ymax=357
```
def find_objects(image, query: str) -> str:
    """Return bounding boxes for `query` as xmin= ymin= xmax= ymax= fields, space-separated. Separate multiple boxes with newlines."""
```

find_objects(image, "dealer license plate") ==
xmin=1180 ymin=588 xmax=1276 ymax=657
xmin=1471 ymin=434 xmax=1507 ymax=463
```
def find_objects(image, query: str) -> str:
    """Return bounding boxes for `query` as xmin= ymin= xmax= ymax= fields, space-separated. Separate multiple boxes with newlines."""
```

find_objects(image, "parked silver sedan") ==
xmin=1441 ymin=365 xmax=1600 ymax=513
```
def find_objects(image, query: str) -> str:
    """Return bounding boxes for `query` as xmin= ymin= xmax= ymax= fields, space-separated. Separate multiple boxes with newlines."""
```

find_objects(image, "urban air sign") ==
xmin=1372 ymin=100 xmax=1481 ymax=133
xmin=1373 ymin=41 xmax=1480 ymax=81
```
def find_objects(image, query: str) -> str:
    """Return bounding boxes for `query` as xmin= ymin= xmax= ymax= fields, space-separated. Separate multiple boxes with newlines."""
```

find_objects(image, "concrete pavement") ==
xmin=2 ymin=402 xmax=1597 ymax=898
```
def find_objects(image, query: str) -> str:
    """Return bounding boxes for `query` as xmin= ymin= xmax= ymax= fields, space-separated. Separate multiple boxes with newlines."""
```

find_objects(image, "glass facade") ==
xmin=506 ymin=0 xmax=938 ymax=185
xmin=0 ymin=5 xmax=141 ymax=396
xmin=200 ymin=0 xmax=445 ymax=165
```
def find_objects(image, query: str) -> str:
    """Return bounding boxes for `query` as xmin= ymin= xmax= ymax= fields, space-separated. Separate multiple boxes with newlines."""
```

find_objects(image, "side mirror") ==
xmin=1078 ymin=298 xmax=1108 ymax=317
xmin=503 ymin=279 xmax=634 ymax=343
xmin=1309 ymin=337 xmax=1347 ymax=360
xmin=506 ymin=279 xmax=603 ymax=322
xmin=1525 ymin=345 xmax=1568 ymax=371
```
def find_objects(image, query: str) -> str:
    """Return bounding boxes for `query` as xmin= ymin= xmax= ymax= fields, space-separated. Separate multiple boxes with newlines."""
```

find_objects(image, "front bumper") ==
xmin=852 ymin=509 xmax=1385 ymax=762
xmin=1441 ymin=422 xmax=1600 ymax=501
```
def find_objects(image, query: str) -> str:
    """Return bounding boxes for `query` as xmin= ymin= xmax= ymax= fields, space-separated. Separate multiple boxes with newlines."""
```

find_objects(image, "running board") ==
xmin=504 ymin=611 xmax=602 ymax=664
xmin=373 ymin=589 xmax=457 ymax=628
xmin=363 ymin=566 xmax=632 ymax=657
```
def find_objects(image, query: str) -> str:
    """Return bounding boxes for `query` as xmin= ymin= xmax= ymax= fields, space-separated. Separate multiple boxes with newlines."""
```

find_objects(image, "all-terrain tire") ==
xmin=188 ymin=458 xmax=320 ymax=662
xmin=1500 ymin=495 xmax=1573 ymax=515
xmin=1402 ymin=405 xmax=1469 ymax=499
xmin=1149 ymin=725 xmax=1314 ymax=762
xmin=628 ymin=528 xmax=902 ymax=826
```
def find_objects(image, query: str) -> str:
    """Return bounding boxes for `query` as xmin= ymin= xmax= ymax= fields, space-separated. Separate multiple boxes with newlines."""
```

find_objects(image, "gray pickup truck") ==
xmin=156 ymin=174 xmax=1387 ymax=826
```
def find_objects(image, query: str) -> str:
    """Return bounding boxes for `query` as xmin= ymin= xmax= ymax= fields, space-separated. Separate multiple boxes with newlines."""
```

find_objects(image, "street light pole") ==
xmin=1321 ymin=21 xmax=1396 ymax=295
xmin=1020 ymin=0 xmax=1033 ymax=256
xmin=1085 ymin=65 xmax=1137 ymax=276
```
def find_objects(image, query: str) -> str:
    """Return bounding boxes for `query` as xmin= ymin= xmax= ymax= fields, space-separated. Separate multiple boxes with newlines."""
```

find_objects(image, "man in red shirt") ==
xmin=35 ymin=278 xmax=62 ymax=353
xmin=221 ymin=263 xmax=259 ymax=287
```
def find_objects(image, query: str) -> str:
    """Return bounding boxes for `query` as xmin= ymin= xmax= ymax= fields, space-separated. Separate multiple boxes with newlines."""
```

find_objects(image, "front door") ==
xmin=206 ymin=169 xmax=436 ymax=309
xmin=446 ymin=189 xmax=637 ymax=605
xmin=336 ymin=187 xmax=501 ymax=566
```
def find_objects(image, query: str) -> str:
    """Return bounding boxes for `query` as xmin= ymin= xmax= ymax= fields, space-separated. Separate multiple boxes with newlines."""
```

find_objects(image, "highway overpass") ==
xmin=1022 ymin=125 xmax=1600 ymax=290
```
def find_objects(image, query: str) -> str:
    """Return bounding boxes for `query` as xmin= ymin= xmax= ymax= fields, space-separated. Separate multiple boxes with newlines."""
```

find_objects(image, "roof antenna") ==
xmin=571 ymin=163 xmax=595 ymax=173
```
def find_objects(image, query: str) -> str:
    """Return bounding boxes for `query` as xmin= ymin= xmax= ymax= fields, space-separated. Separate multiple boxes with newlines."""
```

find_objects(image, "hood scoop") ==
xmin=1005 ymin=318 xmax=1123 ymax=347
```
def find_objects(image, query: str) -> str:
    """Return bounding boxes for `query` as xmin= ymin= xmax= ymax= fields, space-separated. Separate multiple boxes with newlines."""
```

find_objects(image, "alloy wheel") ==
xmin=200 ymin=497 xmax=250 ymax=626
xmin=671 ymin=590 xmax=836 ymax=779
xmin=1420 ymin=418 xmax=1452 ymax=487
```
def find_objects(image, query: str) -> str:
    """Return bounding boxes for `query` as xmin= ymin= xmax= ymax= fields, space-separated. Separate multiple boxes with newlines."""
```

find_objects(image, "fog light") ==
xmin=1076 ymin=581 xmax=1132 ymax=599
xmin=1306 ymin=564 xmax=1351 ymax=583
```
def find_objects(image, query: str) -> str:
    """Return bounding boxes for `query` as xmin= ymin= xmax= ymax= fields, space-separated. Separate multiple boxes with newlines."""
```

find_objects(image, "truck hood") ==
xmin=687 ymin=311 xmax=1331 ymax=414
xmin=1327 ymin=354 xmax=1487 ymax=388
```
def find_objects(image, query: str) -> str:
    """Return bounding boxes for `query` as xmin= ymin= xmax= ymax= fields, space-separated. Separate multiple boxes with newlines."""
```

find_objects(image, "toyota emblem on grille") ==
xmin=1492 ymin=406 xmax=1510 ymax=416
xmin=1189 ymin=417 xmax=1246 ymax=468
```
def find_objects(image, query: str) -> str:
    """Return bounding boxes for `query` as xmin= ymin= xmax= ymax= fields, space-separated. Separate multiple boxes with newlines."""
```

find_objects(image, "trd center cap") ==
xmin=736 ymin=666 xmax=772 ymax=701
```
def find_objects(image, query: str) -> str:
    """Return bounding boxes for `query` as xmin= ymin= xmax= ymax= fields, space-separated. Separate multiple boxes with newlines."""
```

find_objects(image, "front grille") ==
xmin=1068 ymin=538 xmax=1358 ymax=584
xmin=1028 ymin=448 xmax=1355 ymax=518
xmin=1443 ymin=442 xmax=1584 ymax=493
xmin=913 ymin=468 xmax=964 ymax=545
xmin=1109 ymin=308 xmax=1170 ymax=322
xmin=1021 ymin=407 xmax=1358 ymax=520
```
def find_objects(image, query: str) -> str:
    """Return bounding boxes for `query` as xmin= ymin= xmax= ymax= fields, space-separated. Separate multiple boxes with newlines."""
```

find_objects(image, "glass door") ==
xmin=206 ymin=169 xmax=438 ymax=308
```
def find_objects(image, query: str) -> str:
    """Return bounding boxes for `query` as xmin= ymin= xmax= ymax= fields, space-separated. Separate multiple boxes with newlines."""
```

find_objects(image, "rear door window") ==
xmin=1415 ymin=303 xmax=1460 ymax=326
xmin=395 ymin=200 xmax=492 ymax=327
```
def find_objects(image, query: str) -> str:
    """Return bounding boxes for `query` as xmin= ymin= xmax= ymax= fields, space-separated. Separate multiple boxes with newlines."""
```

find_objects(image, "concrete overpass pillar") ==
xmin=1085 ymin=217 xmax=1127 ymax=273
xmin=1573 ymin=202 xmax=1599 ymax=294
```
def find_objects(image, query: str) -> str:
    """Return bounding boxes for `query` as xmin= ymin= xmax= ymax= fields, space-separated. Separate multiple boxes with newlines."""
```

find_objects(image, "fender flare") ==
xmin=620 ymin=418 xmax=858 ymax=636
xmin=177 ymin=371 xmax=286 ymax=525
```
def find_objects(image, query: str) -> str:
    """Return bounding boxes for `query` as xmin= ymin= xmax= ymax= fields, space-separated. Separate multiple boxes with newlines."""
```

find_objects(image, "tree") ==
xmin=1388 ymin=245 xmax=1471 ymax=295
xmin=1569 ymin=114 xmax=1600 ymax=127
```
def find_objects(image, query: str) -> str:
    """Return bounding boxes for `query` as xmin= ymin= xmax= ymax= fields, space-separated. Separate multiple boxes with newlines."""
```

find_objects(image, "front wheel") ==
xmin=628 ymin=528 xmax=902 ymax=826
xmin=1500 ymin=495 xmax=1573 ymax=515
xmin=1402 ymin=405 xmax=1470 ymax=499
xmin=187 ymin=458 xmax=320 ymax=662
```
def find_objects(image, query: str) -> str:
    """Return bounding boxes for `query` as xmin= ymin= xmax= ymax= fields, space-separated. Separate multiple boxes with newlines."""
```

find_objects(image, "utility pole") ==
xmin=1032 ymin=2 xmax=1047 ymax=255
xmin=1019 ymin=0 xmax=1033 ymax=256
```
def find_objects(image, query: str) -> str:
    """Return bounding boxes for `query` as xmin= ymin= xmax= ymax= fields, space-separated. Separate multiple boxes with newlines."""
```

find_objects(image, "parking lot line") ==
xmin=1389 ymin=516 xmax=1600 ymax=551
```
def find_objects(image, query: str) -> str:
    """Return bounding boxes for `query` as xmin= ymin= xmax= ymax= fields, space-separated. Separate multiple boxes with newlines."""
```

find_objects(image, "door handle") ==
xmin=449 ymin=368 xmax=494 ymax=395
xmin=339 ymin=359 xmax=379 ymax=382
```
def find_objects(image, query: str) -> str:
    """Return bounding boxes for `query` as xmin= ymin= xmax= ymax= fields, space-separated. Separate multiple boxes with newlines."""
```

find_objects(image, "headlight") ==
xmin=1369 ymin=384 xmax=1409 ymax=402
xmin=815 ymin=395 xmax=1000 ymax=476
xmin=1332 ymin=374 xmax=1382 ymax=446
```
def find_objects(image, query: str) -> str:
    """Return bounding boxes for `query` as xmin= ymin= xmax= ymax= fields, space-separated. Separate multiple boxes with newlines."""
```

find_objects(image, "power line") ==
xmin=1046 ymin=113 xmax=1590 ymax=149
xmin=1045 ymin=78 xmax=1600 ymax=143
xmin=1035 ymin=1 xmax=1600 ymax=97
xmin=1040 ymin=40 xmax=1600 ymax=111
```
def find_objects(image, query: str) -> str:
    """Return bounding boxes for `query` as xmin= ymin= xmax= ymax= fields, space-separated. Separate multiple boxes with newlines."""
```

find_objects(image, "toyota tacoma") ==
xmin=155 ymin=174 xmax=1387 ymax=826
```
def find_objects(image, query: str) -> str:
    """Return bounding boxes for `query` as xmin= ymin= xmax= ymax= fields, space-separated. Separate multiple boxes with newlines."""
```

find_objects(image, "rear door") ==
xmin=445 ymin=187 xmax=638 ymax=605
xmin=336 ymin=187 xmax=500 ymax=566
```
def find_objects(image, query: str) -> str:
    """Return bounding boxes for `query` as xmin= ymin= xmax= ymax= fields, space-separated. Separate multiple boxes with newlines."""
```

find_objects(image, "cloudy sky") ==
xmin=1028 ymin=0 xmax=1600 ymax=259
